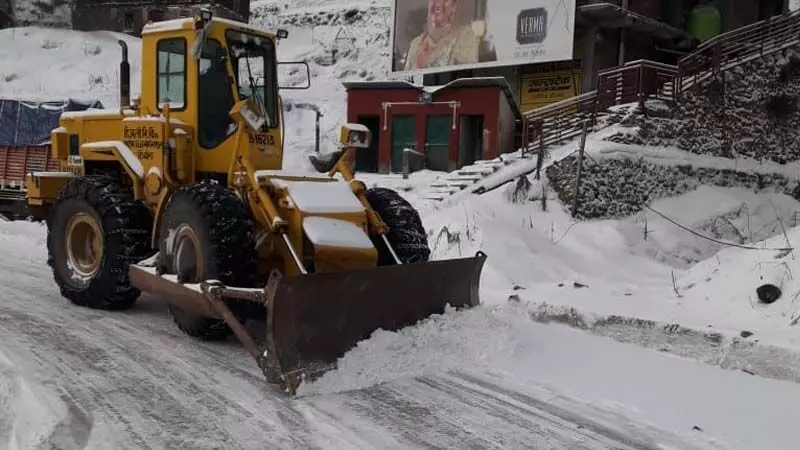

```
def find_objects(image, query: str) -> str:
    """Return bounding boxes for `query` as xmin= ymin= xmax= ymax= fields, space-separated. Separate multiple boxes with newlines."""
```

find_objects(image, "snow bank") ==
xmin=635 ymin=186 xmax=800 ymax=267
xmin=299 ymin=299 xmax=800 ymax=449
xmin=409 ymin=164 xmax=800 ymax=360
xmin=297 ymin=303 xmax=521 ymax=395
xmin=676 ymin=225 xmax=800 ymax=332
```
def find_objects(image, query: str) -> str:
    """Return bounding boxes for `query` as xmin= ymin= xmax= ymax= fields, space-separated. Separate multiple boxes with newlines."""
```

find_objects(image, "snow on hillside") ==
xmin=251 ymin=0 xmax=394 ymax=168
xmin=0 ymin=1 xmax=394 ymax=170
xmin=0 ymin=27 xmax=141 ymax=106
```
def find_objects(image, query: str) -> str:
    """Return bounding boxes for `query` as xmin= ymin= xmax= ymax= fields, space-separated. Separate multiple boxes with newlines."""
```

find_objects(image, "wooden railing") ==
xmin=677 ymin=9 xmax=800 ymax=95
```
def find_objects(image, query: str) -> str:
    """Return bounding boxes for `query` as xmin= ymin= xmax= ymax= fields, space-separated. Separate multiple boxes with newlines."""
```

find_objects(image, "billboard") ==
xmin=391 ymin=0 xmax=576 ymax=76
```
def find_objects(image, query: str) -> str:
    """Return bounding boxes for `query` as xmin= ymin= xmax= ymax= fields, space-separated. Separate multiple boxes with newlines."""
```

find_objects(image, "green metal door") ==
xmin=390 ymin=116 xmax=416 ymax=173
xmin=425 ymin=115 xmax=451 ymax=172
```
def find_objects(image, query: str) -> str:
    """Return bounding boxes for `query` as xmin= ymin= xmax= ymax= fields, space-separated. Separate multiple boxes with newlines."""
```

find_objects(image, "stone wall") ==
xmin=545 ymin=155 xmax=798 ymax=220
xmin=608 ymin=49 xmax=800 ymax=165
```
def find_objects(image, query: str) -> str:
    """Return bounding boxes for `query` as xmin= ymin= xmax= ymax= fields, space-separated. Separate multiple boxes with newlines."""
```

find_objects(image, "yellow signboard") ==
xmin=520 ymin=69 xmax=581 ymax=112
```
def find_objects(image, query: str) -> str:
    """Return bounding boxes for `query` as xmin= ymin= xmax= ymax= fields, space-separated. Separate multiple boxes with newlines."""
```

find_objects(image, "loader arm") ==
xmin=227 ymin=100 xmax=308 ymax=275
xmin=322 ymin=140 xmax=403 ymax=264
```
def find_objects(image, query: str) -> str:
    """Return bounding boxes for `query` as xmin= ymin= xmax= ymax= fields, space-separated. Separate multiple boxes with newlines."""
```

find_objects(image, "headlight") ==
xmin=348 ymin=131 xmax=364 ymax=145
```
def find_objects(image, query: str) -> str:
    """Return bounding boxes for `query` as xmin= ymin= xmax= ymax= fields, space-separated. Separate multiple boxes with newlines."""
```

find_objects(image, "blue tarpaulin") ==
xmin=0 ymin=98 xmax=104 ymax=147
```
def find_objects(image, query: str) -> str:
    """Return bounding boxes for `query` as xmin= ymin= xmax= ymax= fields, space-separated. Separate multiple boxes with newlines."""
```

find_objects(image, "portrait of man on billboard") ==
xmin=395 ymin=0 xmax=497 ymax=72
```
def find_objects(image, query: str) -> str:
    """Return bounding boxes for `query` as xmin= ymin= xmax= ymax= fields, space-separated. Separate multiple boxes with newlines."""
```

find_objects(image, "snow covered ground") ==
xmin=1 ymin=220 xmax=800 ymax=449
xmin=2 ymin=0 xmax=800 ymax=448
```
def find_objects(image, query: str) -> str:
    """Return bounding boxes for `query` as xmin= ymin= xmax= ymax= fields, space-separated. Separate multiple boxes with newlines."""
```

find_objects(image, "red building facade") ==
xmin=343 ymin=78 xmax=521 ymax=174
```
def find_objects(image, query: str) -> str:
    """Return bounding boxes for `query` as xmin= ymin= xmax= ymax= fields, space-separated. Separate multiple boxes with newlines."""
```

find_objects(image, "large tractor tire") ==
xmin=46 ymin=176 xmax=153 ymax=310
xmin=364 ymin=187 xmax=431 ymax=265
xmin=157 ymin=182 xmax=258 ymax=341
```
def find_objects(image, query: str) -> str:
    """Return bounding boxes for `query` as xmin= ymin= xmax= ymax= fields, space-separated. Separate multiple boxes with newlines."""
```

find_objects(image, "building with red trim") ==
xmin=343 ymin=77 xmax=521 ymax=174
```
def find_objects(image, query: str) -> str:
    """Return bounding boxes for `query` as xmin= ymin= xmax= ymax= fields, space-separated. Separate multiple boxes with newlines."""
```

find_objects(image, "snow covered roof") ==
xmin=577 ymin=2 xmax=698 ymax=46
xmin=343 ymin=77 xmax=522 ymax=120
xmin=140 ymin=16 xmax=276 ymax=37
xmin=341 ymin=80 xmax=419 ymax=91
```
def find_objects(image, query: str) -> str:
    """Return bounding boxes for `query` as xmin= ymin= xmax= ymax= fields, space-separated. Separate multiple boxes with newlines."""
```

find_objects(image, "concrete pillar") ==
xmin=581 ymin=27 xmax=598 ymax=93
xmin=619 ymin=0 xmax=630 ymax=66
xmin=728 ymin=0 xmax=759 ymax=29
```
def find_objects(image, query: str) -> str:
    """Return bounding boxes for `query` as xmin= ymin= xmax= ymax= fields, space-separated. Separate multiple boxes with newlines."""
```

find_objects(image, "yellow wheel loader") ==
xmin=14 ymin=11 xmax=487 ymax=393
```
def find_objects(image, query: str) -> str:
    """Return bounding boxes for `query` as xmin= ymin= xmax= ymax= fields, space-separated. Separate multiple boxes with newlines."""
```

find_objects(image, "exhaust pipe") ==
xmin=118 ymin=40 xmax=130 ymax=108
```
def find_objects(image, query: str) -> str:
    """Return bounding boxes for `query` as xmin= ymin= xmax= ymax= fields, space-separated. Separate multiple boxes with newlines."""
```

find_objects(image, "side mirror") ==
xmin=278 ymin=61 xmax=311 ymax=90
xmin=230 ymin=98 xmax=266 ymax=131
xmin=277 ymin=29 xmax=289 ymax=40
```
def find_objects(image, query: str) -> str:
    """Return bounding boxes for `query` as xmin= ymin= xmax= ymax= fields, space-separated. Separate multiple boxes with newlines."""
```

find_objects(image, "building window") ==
xmin=156 ymin=38 xmax=186 ymax=109
xmin=123 ymin=11 xmax=134 ymax=32
xmin=147 ymin=9 xmax=164 ymax=23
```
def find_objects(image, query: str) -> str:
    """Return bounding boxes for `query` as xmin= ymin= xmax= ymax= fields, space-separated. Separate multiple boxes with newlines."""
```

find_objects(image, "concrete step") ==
xmin=456 ymin=167 xmax=497 ymax=176
xmin=442 ymin=180 xmax=478 ymax=188
xmin=426 ymin=189 xmax=463 ymax=197
xmin=443 ymin=175 xmax=483 ymax=182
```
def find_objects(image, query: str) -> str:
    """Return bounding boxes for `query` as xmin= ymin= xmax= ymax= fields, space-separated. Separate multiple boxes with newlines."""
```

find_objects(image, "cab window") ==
xmin=198 ymin=39 xmax=236 ymax=149
xmin=156 ymin=38 xmax=186 ymax=109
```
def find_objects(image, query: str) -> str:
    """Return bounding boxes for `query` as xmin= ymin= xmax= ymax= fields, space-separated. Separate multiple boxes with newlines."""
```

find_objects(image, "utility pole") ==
xmin=618 ymin=0 xmax=629 ymax=66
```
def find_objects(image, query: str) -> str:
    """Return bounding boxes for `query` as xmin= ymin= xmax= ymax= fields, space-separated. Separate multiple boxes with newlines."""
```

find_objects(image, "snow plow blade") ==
xmin=129 ymin=251 xmax=487 ymax=394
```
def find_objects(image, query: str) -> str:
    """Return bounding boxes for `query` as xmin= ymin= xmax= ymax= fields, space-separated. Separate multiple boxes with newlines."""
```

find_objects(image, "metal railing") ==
xmin=521 ymin=59 xmax=677 ymax=157
xmin=402 ymin=147 xmax=426 ymax=179
xmin=677 ymin=9 xmax=800 ymax=95
xmin=522 ymin=91 xmax=599 ymax=157
xmin=597 ymin=59 xmax=678 ymax=107
xmin=520 ymin=8 xmax=800 ymax=160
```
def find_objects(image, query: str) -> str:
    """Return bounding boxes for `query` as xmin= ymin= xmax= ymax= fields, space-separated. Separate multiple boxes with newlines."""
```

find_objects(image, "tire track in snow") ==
xmin=0 ymin=353 xmax=21 ymax=449
xmin=34 ymin=391 xmax=93 ymax=450
xmin=0 ymin=263 xmax=318 ymax=449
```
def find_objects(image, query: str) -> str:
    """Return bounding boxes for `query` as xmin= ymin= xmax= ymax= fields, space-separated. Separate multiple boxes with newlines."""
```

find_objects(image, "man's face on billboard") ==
xmin=427 ymin=0 xmax=457 ymax=28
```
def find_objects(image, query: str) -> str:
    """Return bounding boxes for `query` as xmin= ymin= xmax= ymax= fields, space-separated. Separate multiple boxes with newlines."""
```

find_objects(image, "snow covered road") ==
xmin=0 ymin=293 xmax=694 ymax=449
xmin=0 ymin=221 xmax=794 ymax=450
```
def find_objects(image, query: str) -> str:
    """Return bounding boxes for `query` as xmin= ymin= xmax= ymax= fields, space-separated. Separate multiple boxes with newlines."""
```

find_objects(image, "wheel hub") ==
xmin=173 ymin=225 xmax=203 ymax=283
xmin=65 ymin=212 xmax=103 ymax=279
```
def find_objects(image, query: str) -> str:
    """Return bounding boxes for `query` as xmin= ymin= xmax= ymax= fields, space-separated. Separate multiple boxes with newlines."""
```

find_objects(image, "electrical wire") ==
xmin=643 ymin=203 xmax=793 ymax=252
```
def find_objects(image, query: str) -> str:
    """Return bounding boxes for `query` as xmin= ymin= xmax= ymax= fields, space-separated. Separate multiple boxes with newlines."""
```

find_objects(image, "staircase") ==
xmin=418 ymin=8 xmax=800 ymax=202
xmin=421 ymin=153 xmax=531 ymax=202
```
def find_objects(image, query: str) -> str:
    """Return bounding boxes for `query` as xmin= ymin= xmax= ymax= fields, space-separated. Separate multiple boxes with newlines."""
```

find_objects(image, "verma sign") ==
xmin=391 ymin=0 xmax=575 ymax=76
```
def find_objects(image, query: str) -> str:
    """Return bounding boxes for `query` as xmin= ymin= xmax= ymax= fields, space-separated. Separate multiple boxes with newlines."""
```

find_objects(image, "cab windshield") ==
xmin=225 ymin=30 xmax=278 ymax=129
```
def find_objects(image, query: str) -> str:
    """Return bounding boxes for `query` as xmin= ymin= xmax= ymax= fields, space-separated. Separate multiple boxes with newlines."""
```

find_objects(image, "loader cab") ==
xmin=139 ymin=14 xmax=284 ymax=177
